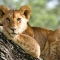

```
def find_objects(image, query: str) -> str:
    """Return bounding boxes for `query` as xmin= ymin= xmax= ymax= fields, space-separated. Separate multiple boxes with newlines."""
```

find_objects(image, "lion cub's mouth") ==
xmin=10 ymin=33 xmax=18 ymax=35
xmin=11 ymin=33 xmax=17 ymax=34
xmin=9 ymin=32 xmax=18 ymax=37
xmin=10 ymin=30 xmax=18 ymax=35
xmin=10 ymin=32 xmax=18 ymax=36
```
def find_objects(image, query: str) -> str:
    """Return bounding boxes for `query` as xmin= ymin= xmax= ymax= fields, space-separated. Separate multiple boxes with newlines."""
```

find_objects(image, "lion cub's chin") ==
xmin=10 ymin=34 xmax=18 ymax=37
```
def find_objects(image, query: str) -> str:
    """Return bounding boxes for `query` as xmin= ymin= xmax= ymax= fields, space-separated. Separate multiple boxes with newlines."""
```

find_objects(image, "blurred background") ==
xmin=0 ymin=0 xmax=60 ymax=30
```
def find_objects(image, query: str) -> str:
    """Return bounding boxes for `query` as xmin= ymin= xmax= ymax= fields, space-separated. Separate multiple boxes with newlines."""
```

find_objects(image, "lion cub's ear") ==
xmin=19 ymin=5 xmax=31 ymax=19
xmin=0 ymin=5 xmax=8 ymax=19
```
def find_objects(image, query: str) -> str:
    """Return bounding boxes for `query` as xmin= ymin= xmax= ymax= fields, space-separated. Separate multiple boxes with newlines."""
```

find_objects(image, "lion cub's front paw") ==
xmin=0 ymin=26 xmax=3 ymax=32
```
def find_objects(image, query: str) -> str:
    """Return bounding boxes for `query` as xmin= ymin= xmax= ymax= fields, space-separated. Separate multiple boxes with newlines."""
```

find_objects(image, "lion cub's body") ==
xmin=0 ymin=5 xmax=60 ymax=60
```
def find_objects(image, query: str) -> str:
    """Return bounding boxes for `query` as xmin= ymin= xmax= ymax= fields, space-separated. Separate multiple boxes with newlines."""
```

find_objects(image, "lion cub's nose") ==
xmin=10 ymin=28 xmax=16 ymax=31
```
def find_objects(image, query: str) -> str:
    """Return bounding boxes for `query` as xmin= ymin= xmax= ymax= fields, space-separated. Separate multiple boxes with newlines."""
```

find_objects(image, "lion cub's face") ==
xmin=2 ymin=10 xmax=28 ymax=37
xmin=0 ymin=5 xmax=31 ymax=37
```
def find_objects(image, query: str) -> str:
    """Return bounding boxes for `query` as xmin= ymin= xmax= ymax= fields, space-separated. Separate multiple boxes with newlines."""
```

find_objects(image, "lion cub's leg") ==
xmin=48 ymin=29 xmax=60 ymax=60
xmin=49 ymin=42 xmax=58 ymax=60
xmin=15 ymin=34 xmax=40 ymax=58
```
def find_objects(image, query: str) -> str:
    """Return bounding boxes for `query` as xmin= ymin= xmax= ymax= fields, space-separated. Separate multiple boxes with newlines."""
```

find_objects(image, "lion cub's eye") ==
xmin=6 ymin=18 xmax=10 ymax=22
xmin=17 ymin=18 xmax=21 ymax=21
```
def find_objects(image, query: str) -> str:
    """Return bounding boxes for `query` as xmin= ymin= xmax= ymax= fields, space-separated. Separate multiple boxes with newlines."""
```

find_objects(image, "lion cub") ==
xmin=0 ymin=5 xmax=40 ymax=58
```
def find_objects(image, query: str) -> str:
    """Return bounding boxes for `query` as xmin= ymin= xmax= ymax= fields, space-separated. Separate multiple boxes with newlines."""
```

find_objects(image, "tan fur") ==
xmin=0 ymin=5 xmax=59 ymax=60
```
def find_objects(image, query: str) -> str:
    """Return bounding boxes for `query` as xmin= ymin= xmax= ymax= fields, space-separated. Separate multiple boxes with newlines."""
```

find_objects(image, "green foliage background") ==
xmin=0 ymin=0 xmax=60 ymax=30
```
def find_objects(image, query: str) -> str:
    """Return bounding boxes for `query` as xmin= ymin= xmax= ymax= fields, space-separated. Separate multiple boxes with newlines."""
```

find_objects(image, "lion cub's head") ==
xmin=0 ymin=5 xmax=31 ymax=37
